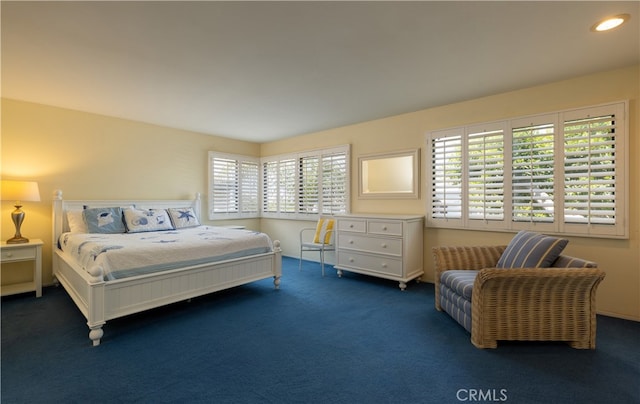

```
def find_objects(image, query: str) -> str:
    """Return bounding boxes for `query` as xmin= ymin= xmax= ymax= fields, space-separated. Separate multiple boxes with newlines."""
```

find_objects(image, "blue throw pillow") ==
xmin=83 ymin=207 xmax=126 ymax=234
xmin=496 ymin=230 xmax=568 ymax=268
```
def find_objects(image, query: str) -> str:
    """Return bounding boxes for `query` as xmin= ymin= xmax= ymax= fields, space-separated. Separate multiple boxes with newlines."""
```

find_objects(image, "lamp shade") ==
xmin=1 ymin=180 xmax=41 ymax=203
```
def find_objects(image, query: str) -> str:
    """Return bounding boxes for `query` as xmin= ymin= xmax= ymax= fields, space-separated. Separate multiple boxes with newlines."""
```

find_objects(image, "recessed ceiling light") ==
xmin=591 ymin=14 xmax=630 ymax=32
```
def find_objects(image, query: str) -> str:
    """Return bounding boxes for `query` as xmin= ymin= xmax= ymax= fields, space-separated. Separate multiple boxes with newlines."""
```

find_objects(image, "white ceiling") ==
xmin=2 ymin=1 xmax=638 ymax=142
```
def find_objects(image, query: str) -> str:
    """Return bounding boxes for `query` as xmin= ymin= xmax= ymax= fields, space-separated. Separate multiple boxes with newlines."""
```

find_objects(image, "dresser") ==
xmin=334 ymin=214 xmax=424 ymax=290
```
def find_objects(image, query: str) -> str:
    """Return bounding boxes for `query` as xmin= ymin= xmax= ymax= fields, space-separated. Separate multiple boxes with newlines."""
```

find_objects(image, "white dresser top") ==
xmin=335 ymin=213 xmax=424 ymax=221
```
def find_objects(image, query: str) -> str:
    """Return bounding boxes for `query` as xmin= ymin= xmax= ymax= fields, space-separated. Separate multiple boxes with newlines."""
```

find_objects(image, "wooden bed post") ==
xmin=193 ymin=192 xmax=202 ymax=221
xmin=88 ymin=283 xmax=106 ymax=346
xmin=52 ymin=190 xmax=63 ymax=284
xmin=273 ymin=240 xmax=282 ymax=289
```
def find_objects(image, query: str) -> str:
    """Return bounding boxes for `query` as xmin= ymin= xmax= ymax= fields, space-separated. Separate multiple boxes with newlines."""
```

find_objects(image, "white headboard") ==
xmin=52 ymin=190 xmax=202 ymax=249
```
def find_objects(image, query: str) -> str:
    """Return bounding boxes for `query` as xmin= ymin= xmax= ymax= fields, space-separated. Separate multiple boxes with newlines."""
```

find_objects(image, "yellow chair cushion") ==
xmin=313 ymin=218 xmax=335 ymax=244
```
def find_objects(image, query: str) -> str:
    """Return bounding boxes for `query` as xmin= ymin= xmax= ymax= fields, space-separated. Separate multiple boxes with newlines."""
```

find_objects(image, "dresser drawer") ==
xmin=338 ymin=219 xmax=366 ymax=233
xmin=367 ymin=220 xmax=403 ymax=236
xmin=1 ymin=247 xmax=37 ymax=262
xmin=337 ymin=234 xmax=402 ymax=256
xmin=337 ymin=251 xmax=403 ymax=276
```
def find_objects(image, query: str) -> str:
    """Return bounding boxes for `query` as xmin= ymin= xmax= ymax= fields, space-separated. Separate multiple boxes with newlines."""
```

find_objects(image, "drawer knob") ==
xmin=349 ymin=257 xmax=354 ymax=263
xmin=6 ymin=252 xmax=13 ymax=258
xmin=349 ymin=224 xmax=354 ymax=228
xmin=381 ymin=263 xmax=388 ymax=268
xmin=382 ymin=226 xmax=387 ymax=231
xmin=349 ymin=240 xmax=354 ymax=244
xmin=381 ymin=243 xmax=387 ymax=248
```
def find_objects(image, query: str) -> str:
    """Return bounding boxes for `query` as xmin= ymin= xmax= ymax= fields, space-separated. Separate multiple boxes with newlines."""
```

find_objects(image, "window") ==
xmin=262 ymin=145 xmax=350 ymax=219
xmin=208 ymin=152 xmax=259 ymax=219
xmin=427 ymin=101 xmax=628 ymax=238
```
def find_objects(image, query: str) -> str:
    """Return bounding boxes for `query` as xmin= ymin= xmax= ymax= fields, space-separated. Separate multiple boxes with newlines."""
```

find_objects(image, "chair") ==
xmin=299 ymin=217 xmax=335 ymax=276
xmin=432 ymin=231 xmax=606 ymax=349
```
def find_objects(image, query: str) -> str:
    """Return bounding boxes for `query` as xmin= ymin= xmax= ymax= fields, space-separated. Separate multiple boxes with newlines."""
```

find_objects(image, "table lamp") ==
xmin=2 ymin=180 xmax=41 ymax=244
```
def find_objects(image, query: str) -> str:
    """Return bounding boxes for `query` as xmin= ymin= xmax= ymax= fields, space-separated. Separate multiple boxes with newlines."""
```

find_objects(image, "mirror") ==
xmin=358 ymin=149 xmax=419 ymax=199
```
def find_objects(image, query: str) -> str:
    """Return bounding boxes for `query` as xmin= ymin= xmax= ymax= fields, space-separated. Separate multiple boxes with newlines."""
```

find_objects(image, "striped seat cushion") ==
xmin=496 ymin=230 xmax=568 ymax=268
xmin=440 ymin=270 xmax=478 ymax=301
xmin=439 ymin=283 xmax=473 ymax=332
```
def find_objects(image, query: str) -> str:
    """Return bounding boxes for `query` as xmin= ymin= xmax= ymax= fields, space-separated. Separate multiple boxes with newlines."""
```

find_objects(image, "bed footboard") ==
xmin=55 ymin=244 xmax=281 ymax=346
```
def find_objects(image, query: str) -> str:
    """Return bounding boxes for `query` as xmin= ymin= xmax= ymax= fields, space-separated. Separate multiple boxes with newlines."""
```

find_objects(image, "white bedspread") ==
xmin=58 ymin=226 xmax=273 ymax=281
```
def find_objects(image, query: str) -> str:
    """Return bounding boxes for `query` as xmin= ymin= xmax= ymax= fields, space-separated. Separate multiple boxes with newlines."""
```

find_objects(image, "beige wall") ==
xmin=2 ymin=64 xmax=638 ymax=320
xmin=262 ymin=65 xmax=640 ymax=321
xmin=1 ymin=100 xmax=262 ymax=286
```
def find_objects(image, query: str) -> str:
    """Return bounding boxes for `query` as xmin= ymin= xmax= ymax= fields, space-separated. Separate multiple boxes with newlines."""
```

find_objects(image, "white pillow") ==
xmin=123 ymin=207 xmax=174 ymax=233
xmin=66 ymin=210 xmax=88 ymax=233
xmin=168 ymin=207 xmax=200 ymax=229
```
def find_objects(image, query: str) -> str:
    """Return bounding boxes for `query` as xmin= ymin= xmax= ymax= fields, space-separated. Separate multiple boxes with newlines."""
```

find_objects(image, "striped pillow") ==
xmin=496 ymin=230 xmax=568 ymax=268
xmin=313 ymin=218 xmax=335 ymax=244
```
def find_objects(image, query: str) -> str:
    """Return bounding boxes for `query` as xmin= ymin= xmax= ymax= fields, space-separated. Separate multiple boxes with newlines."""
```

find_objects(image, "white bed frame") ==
xmin=52 ymin=190 xmax=281 ymax=346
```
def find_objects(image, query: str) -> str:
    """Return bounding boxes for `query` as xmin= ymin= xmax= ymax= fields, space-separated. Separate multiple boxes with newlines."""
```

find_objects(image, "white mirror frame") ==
xmin=358 ymin=149 xmax=420 ymax=199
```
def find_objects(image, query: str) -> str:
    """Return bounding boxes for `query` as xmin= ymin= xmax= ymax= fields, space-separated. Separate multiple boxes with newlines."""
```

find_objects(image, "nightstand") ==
xmin=1 ymin=239 xmax=43 ymax=298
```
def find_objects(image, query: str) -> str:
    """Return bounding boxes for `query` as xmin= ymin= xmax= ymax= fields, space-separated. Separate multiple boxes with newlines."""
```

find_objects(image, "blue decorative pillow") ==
xmin=123 ymin=207 xmax=174 ymax=233
xmin=168 ymin=207 xmax=200 ymax=229
xmin=496 ymin=230 xmax=568 ymax=268
xmin=83 ymin=207 xmax=126 ymax=234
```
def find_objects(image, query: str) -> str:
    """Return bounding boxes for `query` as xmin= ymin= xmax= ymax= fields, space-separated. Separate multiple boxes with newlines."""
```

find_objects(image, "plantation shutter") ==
xmin=211 ymin=156 xmax=239 ymax=214
xmin=262 ymin=160 xmax=279 ymax=213
xmin=563 ymin=110 xmax=619 ymax=226
xmin=467 ymin=127 xmax=505 ymax=222
xmin=299 ymin=156 xmax=319 ymax=215
xmin=279 ymin=158 xmax=297 ymax=213
xmin=511 ymin=118 xmax=556 ymax=223
xmin=240 ymin=161 xmax=259 ymax=214
xmin=321 ymin=152 xmax=347 ymax=215
xmin=430 ymin=132 xmax=463 ymax=221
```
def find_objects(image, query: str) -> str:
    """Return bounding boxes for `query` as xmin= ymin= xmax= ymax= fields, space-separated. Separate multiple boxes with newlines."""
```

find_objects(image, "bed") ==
xmin=52 ymin=191 xmax=282 ymax=346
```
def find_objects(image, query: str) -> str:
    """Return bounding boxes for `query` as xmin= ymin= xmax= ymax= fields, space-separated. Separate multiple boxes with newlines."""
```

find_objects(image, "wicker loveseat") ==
xmin=433 ymin=232 xmax=606 ymax=349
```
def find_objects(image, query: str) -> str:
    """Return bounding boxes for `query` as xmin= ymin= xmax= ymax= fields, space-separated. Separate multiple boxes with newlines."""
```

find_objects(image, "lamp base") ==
xmin=6 ymin=236 xmax=30 ymax=244
xmin=7 ymin=206 xmax=29 ymax=244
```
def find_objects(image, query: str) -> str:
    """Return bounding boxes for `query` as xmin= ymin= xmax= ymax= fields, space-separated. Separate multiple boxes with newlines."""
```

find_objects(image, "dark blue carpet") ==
xmin=2 ymin=257 xmax=639 ymax=403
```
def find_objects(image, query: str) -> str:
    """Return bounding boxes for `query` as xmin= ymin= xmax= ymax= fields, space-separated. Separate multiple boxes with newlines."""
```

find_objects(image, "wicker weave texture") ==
xmin=432 ymin=245 xmax=605 ymax=349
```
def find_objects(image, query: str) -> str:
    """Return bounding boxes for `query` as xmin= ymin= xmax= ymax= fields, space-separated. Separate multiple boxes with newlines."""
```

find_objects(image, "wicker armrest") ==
xmin=471 ymin=267 xmax=606 ymax=349
xmin=473 ymin=267 xmax=605 ymax=301
xmin=432 ymin=245 xmax=507 ymax=311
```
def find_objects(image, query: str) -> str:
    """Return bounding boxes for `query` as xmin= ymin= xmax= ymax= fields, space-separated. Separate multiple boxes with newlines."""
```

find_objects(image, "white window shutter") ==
xmin=467 ymin=127 xmax=505 ymax=222
xmin=429 ymin=132 xmax=463 ymax=223
xmin=240 ymin=161 xmax=259 ymax=214
xmin=262 ymin=160 xmax=279 ymax=214
xmin=563 ymin=112 xmax=618 ymax=226
xmin=211 ymin=156 xmax=238 ymax=214
xmin=511 ymin=119 xmax=556 ymax=224
xmin=321 ymin=152 xmax=347 ymax=215
xmin=299 ymin=156 xmax=319 ymax=215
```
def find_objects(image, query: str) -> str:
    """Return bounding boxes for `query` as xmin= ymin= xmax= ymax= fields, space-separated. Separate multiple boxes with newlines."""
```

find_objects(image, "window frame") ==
xmin=426 ymin=101 xmax=628 ymax=239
